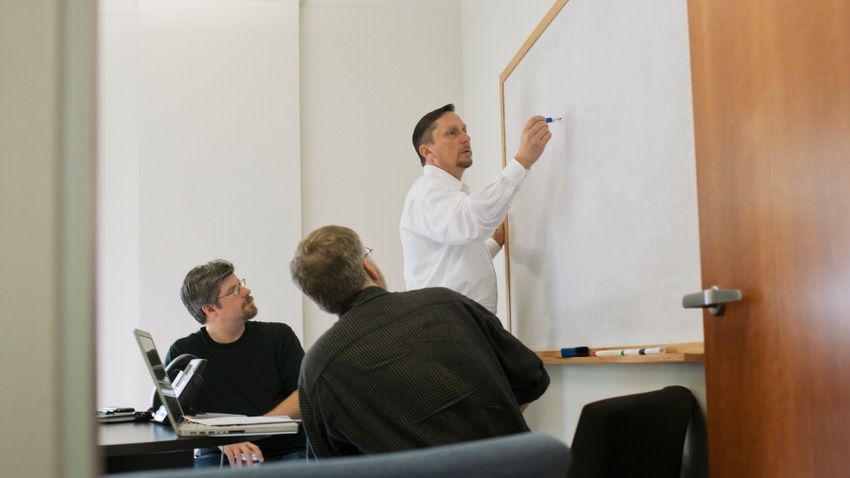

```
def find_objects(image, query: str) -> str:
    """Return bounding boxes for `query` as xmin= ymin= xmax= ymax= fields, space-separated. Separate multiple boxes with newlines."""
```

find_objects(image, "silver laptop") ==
xmin=133 ymin=328 xmax=299 ymax=437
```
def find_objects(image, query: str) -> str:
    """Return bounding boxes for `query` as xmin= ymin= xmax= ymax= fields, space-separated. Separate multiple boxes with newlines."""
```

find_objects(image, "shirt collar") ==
xmin=423 ymin=164 xmax=466 ymax=192
xmin=338 ymin=286 xmax=390 ymax=317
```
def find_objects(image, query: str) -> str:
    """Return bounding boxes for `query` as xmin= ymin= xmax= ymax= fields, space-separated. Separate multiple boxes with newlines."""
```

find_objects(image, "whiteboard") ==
xmin=501 ymin=0 xmax=703 ymax=350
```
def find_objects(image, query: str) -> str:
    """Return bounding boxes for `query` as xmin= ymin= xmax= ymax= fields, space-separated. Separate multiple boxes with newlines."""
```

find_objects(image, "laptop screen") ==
xmin=134 ymin=329 xmax=185 ymax=426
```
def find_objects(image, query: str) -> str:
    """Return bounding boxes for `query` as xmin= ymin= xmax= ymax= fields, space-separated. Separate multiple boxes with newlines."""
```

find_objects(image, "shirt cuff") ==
xmin=503 ymin=158 xmax=530 ymax=186
xmin=485 ymin=237 xmax=502 ymax=259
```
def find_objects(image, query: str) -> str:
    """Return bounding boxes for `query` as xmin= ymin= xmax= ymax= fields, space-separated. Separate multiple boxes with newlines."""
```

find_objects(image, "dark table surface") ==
xmin=100 ymin=420 xmax=260 ymax=456
xmin=100 ymin=420 xmax=274 ymax=473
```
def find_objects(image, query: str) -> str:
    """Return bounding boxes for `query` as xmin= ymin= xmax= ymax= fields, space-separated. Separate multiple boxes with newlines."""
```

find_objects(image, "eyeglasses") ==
xmin=217 ymin=278 xmax=246 ymax=299
xmin=364 ymin=247 xmax=374 ymax=258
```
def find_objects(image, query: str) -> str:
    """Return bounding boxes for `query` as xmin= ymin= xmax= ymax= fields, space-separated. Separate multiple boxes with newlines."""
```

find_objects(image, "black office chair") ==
xmin=567 ymin=385 xmax=694 ymax=478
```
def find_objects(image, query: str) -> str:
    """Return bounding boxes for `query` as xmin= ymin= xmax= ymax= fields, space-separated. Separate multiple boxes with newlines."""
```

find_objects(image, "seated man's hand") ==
xmin=219 ymin=442 xmax=263 ymax=468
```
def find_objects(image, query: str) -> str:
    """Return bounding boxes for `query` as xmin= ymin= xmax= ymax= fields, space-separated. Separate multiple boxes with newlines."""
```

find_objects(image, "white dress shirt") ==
xmin=400 ymin=159 xmax=529 ymax=314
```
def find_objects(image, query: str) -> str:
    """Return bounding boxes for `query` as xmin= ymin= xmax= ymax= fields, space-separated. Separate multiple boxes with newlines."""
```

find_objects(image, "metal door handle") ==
xmin=682 ymin=285 xmax=742 ymax=317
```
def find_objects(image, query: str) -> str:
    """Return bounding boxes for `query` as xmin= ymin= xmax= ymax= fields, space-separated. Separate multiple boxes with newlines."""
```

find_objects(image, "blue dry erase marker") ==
xmin=546 ymin=117 xmax=562 ymax=123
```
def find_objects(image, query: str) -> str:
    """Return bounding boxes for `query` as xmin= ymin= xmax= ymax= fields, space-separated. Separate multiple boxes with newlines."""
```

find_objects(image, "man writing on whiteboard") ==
xmin=400 ymin=104 xmax=552 ymax=314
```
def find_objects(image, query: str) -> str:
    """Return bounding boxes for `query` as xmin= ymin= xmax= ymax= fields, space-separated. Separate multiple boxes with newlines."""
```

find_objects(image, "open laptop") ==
xmin=133 ymin=328 xmax=299 ymax=437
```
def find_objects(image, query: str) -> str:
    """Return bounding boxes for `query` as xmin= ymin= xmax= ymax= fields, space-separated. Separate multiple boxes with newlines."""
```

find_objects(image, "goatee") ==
xmin=243 ymin=297 xmax=258 ymax=320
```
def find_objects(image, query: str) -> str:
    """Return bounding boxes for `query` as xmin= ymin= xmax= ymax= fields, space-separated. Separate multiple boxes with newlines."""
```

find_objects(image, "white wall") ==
xmin=98 ymin=0 xmax=303 ymax=409
xmin=138 ymin=0 xmax=303 ymax=353
xmin=98 ymin=0 xmax=143 ymax=410
xmin=299 ymin=0 xmax=463 ymax=344
xmin=97 ymin=0 xmax=462 ymax=407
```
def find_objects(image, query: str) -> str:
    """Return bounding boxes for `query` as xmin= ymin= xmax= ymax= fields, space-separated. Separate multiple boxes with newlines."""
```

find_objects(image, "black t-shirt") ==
xmin=165 ymin=321 xmax=306 ymax=456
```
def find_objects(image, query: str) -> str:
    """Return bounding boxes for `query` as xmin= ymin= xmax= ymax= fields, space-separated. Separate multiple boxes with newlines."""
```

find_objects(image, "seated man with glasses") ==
xmin=166 ymin=259 xmax=306 ymax=468
xmin=290 ymin=225 xmax=550 ymax=458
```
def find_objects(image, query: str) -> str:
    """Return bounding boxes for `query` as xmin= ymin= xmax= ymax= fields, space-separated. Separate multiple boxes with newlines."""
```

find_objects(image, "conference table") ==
xmin=99 ymin=421 xmax=269 ymax=473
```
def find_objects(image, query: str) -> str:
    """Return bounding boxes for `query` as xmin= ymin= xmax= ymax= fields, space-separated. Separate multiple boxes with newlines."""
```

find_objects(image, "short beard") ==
xmin=457 ymin=157 xmax=473 ymax=169
xmin=243 ymin=300 xmax=258 ymax=320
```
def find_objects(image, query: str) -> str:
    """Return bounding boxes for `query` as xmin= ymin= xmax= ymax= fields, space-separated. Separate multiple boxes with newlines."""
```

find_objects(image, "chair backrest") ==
xmin=109 ymin=432 xmax=571 ymax=478
xmin=567 ymin=385 xmax=694 ymax=478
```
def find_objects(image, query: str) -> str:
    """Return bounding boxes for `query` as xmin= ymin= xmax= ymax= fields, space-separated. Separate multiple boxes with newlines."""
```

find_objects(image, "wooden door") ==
xmin=688 ymin=0 xmax=850 ymax=475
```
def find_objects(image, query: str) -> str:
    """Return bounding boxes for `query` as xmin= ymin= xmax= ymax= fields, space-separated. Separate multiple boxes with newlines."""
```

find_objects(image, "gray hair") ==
xmin=180 ymin=259 xmax=234 ymax=324
xmin=290 ymin=225 xmax=370 ymax=314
